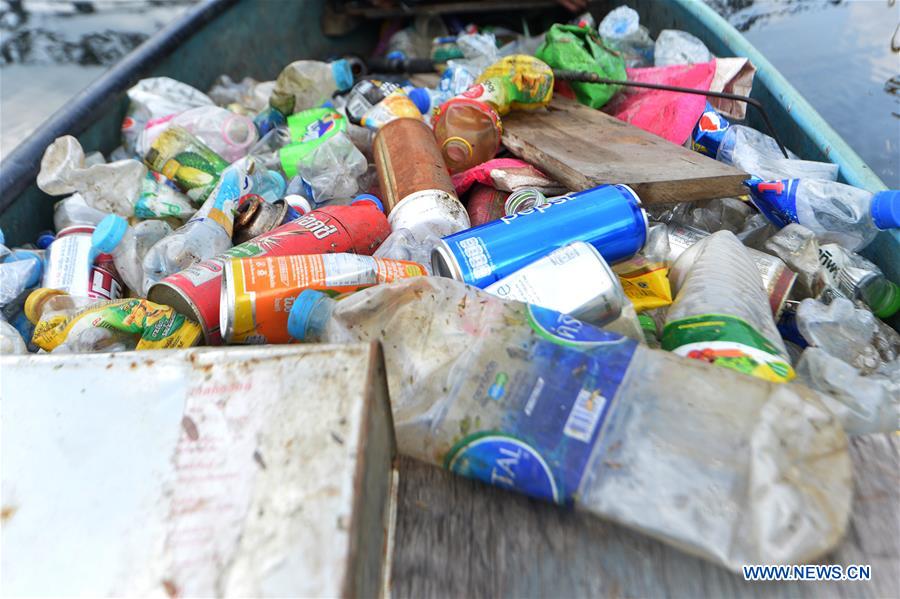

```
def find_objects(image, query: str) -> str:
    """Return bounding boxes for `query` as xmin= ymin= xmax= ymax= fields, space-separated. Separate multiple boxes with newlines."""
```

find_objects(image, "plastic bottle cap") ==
xmin=24 ymin=288 xmax=66 ymax=324
xmin=36 ymin=231 xmax=56 ymax=249
xmin=92 ymin=214 xmax=129 ymax=253
xmin=408 ymin=88 xmax=431 ymax=114
xmin=287 ymin=289 xmax=330 ymax=341
xmin=6 ymin=250 xmax=44 ymax=288
xmin=352 ymin=194 xmax=384 ymax=213
xmin=870 ymin=190 xmax=900 ymax=230
xmin=284 ymin=194 xmax=312 ymax=215
xmin=442 ymin=136 xmax=473 ymax=163
xmin=386 ymin=50 xmax=407 ymax=61
xmin=268 ymin=170 xmax=287 ymax=196
xmin=331 ymin=59 xmax=354 ymax=92
xmin=871 ymin=281 xmax=900 ymax=319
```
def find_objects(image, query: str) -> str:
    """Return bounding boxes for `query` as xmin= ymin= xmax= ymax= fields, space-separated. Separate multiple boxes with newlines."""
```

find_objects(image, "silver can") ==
xmin=666 ymin=224 xmax=796 ymax=319
xmin=42 ymin=225 xmax=95 ymax=296
xmin=388 ymin=189 xmax=470 ymax=238
xmin=484 ymin=241 xmax=625 ymax=327
xmin=232 ymin=197 xmax=294 ymax=244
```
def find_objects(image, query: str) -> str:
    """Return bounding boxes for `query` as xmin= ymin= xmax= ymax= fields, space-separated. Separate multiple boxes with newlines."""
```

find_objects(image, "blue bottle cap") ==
xmin=871 ymin=190 xmax=900 ymax=230
xmin=352 ymin=194 xmax=384 ymax=213
xmin=267 ymin=170 xmax=286 ymax=197
xmin=287 ymin=289 xmax=333 ymax=341
xmin=92 ymin=214 xmax=129 ymax=253
xmin=408 ymin=87 xmax=431 ymax=114
xmin=331 ymin=59 xmax=354 ymax=92
xmin=386 ymin=50 xmax=406 ymax=61
xmin=6 ymin=250 xmax=43 ymax=288
xmin=36 ymin=231 xmax=56 ymax=249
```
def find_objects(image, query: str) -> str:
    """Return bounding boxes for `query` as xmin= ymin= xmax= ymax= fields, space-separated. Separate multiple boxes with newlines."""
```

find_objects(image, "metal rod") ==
xmin=553 ymin=69 xmax=790 ymax=159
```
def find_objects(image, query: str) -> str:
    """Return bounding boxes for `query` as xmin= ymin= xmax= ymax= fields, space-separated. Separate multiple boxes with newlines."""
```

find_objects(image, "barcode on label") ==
xmin=563 ymin=388 xmax=606 ymax=443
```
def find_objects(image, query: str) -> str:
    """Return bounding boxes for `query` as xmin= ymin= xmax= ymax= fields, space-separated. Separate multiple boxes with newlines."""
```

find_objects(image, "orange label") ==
xmin=224 ymin=254 xmax=426 ymax=344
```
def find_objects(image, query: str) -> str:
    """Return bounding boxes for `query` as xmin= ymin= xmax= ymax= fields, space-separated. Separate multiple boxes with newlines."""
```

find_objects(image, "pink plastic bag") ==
xmin=604 ymin=61 xmax=716 ymax=145
xmin=451 ymin=158 xmax=564 ymax=196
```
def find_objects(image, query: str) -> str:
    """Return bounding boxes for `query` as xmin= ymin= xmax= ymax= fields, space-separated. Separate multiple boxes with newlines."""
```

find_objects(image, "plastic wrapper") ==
xmin=613 ymin=224 xmax=673 ymax=312
xmin=122 ymin=77 xmax=215 ymax=155
xmin=360 ymin=90 xmax=423 ymax=130
xmin=290 ymin=276 xmax=851 ymax=570
xmin=763 ymin=224 xmax=826 ymax=299
xmin=718 ymin=125 xmax=839 ymax=181
xmin=136 ymin=171 xmax=197 ymax=221
xmin=796 ymin=347 xmax=899 ymax=435
xmin=37 ymin=136 xmax=147 ymax=216
xmin=451 ymin=158 xmax=564 ymax=196
xmin=653 ymin=30 xmax=712 ymax=67
xmin=207 ymin=75 xmax=274 ymax=113
xmin=536 ymin=24 xmax=626 ymax=109
xmin=665 ymin=231 xmax=793 ymax=382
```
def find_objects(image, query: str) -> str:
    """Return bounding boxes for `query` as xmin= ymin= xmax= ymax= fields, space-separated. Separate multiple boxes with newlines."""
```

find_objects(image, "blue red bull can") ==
xmin=431 ymin=184 xmax=648 ymax=288
xmin=691 ymin=102 xmax=730 ymax=158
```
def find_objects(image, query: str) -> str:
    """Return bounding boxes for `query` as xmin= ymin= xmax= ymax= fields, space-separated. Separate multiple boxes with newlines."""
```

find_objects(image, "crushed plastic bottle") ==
xmin=139 ymin=106 xmax=259 ymax=163
xmin=665 ymin=230 xmax=793 ymax=382
xmin=746 ymin=179 xmax=900 ymax=251
xmin=438 ymin=32 xmax=501 ymax=96
xmin=122 ymin=77 xmax=215 ymax=156
xmin=141 ymin=162 xmax=247 ymax=291
xmin=92 ymin=215 xmax=174 ymax=294
xmin=763 ymin=223 xmax=826 ymax=299
xmin=286 ymin=276 xmax=851 ymax=570
xmin=207 ymin=74 xmax=274 ymax=113
xmin=0 ymin=317 xmax=27 ymax=354
xmin=796 ymin=298 xmax=881 ymax=373
xmin=268 ymin=59 xmax=354 ymax=116
xmin=37 ymin=136 xmax=148 ymax=216
xmin=52 ymin=193 xmax=108 ymax=231
xmin=598 ymin=6 xmax=654 ymax=67
xmin=718 ymin=125 xmax=840 ymax=181
xmin=0 ymin=249 xmax=43 ymax=307
xmin=136 ymin=171 xmax=198 ymax=221
xmin=653 ymin=30 xmax=711 ymax=67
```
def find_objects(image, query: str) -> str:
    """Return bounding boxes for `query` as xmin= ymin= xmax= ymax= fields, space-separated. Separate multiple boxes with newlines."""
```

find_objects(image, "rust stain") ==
xmin=162 ymin=579 xmax=178 ymax=598
xmin=181 ymin=416 xmax=199 ymax=441
xmin=1 ymin=505 xmax=18 ymax=522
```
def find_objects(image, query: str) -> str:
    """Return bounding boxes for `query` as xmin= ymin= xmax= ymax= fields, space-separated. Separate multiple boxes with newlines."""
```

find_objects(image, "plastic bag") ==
xmin=654 ymin=30 xmax=712 ymax=67
xmin=536 ymin=24 xmax=626 ymax=109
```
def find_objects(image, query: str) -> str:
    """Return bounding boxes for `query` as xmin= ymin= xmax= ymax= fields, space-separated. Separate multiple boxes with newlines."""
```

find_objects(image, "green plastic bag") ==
xmin=536 ymin=24 xmax=627 ymax=109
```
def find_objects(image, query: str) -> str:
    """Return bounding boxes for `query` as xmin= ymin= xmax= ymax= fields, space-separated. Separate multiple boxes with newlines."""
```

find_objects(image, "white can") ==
xmin=485 ymin=241 xmax=625 ymax=327
xmin=42 ymin=225 xmax=95 ymax=296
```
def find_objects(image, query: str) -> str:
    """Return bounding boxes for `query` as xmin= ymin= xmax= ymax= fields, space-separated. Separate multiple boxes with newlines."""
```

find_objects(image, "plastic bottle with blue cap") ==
xmin=282 ymin=275 xmax=851 ymax=570
xmin=92 ymin=214 xmax=173 ymax=294
xmin=269 ymin=59 xmax=354 ymax=116
xmin=746 ymin=178 xmax=900 ymax=252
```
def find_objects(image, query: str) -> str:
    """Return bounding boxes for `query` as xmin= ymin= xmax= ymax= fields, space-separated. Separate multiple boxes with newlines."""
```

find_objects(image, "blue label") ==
xmin=691 ymin=102 xmax=730 ymax=158
xmin=447 ymin=434 xmax=559 ymax=502
xmin=444 ymin=308 xmax=637 ymax=505
xmin=747 ymin=178 xmax=799 ymax=228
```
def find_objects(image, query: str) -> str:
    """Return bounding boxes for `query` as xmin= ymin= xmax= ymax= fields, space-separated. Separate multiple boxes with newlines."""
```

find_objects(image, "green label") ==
xmin=661 ymin=313 xmax=794 ymax=383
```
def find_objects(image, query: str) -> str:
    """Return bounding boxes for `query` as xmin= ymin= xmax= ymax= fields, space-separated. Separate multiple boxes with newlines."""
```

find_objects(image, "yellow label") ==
xmin=617 ymin=266 xmax=673 ymax=312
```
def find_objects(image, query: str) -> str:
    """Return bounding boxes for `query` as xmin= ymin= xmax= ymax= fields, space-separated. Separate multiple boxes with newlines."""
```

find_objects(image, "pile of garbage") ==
xmin=2 ymin=5 xmax=898 ymax=573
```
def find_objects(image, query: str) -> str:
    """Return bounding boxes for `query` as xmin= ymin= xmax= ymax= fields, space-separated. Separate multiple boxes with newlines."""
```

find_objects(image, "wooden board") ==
xmin=501 ymin=96 xmax=749 ymax=204
xmin=392 ymin=433 xmax=899 ymax=598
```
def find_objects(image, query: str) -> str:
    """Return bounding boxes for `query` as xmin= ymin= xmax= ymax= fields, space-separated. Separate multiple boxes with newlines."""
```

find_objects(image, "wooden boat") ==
xmin=0 ymin=0 xmax=896 ymax=306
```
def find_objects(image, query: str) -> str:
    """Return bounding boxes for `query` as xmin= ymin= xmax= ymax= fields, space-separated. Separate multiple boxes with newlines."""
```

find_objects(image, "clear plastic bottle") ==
xmin=91 ymin=215 xmax=173 ymax=294
xmin=718 ymin=125 xmax=839 ymax=181
xmin=53 ymin=193 xmax=108 ymax=230
xmin=268 ymin=59 xmax=354 ymax=116
xmin=141 ymin=162 xmax=246 ymax=290
xmin=0 ymin=249 xmax=43 ymax=307
xmin=0 ymin=316 xmax=27 ymax=354
xmin=796 ymin=297 xmax=881 ymax=373
xmin=285 ymin=276 xmax=851 ymax=570
xmin=747 ymin=179 xmax=900 ymax=251
xmin=139 ymin=106 xmax=259 ymax=163
xmin=664 ymin=230 xmax=793 ymax=382
xmin=598 ymin=6 xmax=654 ymax=67
xmin=653 ymin=29 xmax=711 ymax=67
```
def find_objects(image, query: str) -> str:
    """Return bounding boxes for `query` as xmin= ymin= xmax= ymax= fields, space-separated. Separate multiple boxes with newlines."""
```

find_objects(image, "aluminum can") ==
xmin=221 ymin=254 xmax=426 ymax=344
xmin=666 ymin=224 xmax=796 ymax=319
xmin=484 ymin=242 xmax=625 ymax=327
xmin=42 ymin=225 xmax=94 ymax=296
xmin=147 ymin=200 xmax=390 ymax=345
xmin=232 ymin=197 xmax=299 ymax=244
xmin=89 ymin=254 xmax=124 ymax=301
xmin=389 ymin=190 xmax=470 ymax=238
xmin=432 ymin=184 xmax=648 ymax=288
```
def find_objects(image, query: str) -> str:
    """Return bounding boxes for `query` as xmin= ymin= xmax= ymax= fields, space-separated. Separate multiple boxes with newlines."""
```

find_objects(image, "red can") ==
xmin=147 ymin=198 xmax=390 ymax=344
xmin=89 ymin=253 xmax=124 ymax=301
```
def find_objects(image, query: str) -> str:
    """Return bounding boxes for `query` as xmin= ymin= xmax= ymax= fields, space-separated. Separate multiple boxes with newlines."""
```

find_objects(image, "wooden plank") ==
xmin=501 ymin=96 xmax=749 ymax=204
xmin=392 ymin=433 xmax=899 ymax=598
xmin=0 ymin=344 xmax=396 ymax=599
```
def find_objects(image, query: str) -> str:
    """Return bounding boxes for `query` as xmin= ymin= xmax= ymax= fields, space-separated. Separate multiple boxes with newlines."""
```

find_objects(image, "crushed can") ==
xmin=221 ymin=254 xmax=426 ymax=344
xmin=484 ymin=241 xmax=625 ymax=327
xmin=233 ymin=197 xmax=300 ymax=244
xmin=148 ymin=198 xmax=390 ymax=344
xmin=433 ymin=184 xmax=648 ymax=288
